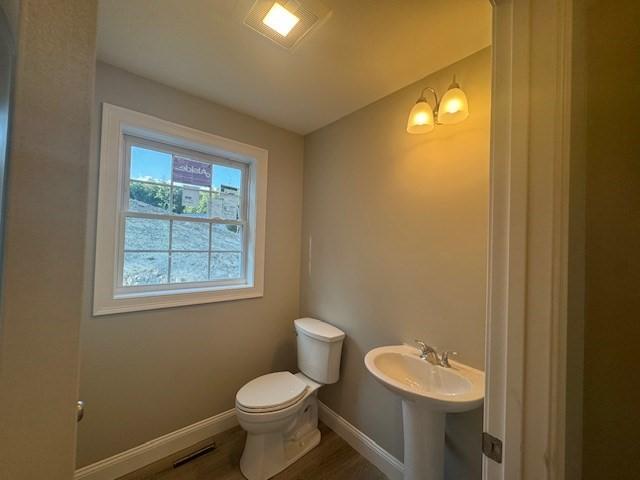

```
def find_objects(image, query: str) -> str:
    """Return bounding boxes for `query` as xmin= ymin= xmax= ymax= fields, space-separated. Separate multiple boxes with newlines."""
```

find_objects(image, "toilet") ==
xmin=235 ymin=317 xmax=345 ymax=480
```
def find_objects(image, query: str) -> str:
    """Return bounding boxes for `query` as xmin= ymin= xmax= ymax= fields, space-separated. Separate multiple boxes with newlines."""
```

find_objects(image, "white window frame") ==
xmin=93 ymin=103 xmax=267 ymax=315
xmin=118 ymin=135 xmax=250 ymax=294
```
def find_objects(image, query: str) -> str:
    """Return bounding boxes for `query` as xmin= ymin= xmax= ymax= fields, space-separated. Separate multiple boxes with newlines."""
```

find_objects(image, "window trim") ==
xmin=93 ymin=103 xmax=267 ymax=315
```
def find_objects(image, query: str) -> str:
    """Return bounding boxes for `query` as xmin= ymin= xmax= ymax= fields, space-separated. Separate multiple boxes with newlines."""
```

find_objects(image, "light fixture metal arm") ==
xmin=420 ymin=87 xmax=439 ymax=105
xmin=418 ymin=86 xmax=441 ymax=121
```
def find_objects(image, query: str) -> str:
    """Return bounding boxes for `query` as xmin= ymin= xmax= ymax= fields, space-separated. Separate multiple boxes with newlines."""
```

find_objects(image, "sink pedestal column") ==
xmin=402 ymin=400 xmax=445 ymax=480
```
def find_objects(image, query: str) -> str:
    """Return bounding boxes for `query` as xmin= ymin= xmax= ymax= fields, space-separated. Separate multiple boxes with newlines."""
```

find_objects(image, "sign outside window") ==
xmin=172 ymin=156 xmax=212 ymax=187
xmin=181 ymin=188 xmax=200 ymax=207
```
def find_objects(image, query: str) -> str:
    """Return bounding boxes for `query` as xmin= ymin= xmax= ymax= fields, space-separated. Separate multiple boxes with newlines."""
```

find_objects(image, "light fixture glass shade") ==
xmin=406 ymin=100 xmax=435 ymax=134
xmin=437 ymin=87 xmax=469 ymax=125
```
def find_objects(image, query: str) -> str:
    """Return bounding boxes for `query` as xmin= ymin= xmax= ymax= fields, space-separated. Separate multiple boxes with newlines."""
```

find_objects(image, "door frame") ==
xmin=0 ymin=0 xmax=15 ymax=296
xmin=484 ymin=0 xmax=574 ymax=478
xmin=0 ymin=1 xmax=97 ymax=478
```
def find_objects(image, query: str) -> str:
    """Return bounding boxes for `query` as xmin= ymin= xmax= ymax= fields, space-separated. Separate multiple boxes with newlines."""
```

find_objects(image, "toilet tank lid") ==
xmin=294 ymin=317 xmax=345 ymax=342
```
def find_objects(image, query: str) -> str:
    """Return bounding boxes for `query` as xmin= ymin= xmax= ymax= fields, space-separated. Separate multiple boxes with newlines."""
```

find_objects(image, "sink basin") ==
xmin=364 ymin=344 xmax=484 ymax=412
xmin=364 ymin=345 xmax=485 ymax=480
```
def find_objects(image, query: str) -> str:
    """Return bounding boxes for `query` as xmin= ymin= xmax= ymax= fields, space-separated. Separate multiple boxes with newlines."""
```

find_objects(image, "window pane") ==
xmin=211 ymin=224 xmax=242 ymax=251
xmin=170 ymin=252 xmax=209 ymax=283
xmin=211 ymin=164 xmax=242 ymax=220
xmin=212 ymin=164 xmax=242 ymax=190
xmin=123 ymin=252 xmax=169 ymax=286
xmin=130 ymin=146 xmax=171 ymax=184
xmin=124 ymin=217 xmax=170 ymax=250
xmin=129 ymin=181 xmax=171 ymax=213
xmin=172 ymin=221 xmax=209 ymax=251
xmin=210 ymin=252 xmax=242 ymax=280
xmin=172 ymin=186 xmax=209 ymax=217
xmin=210 ymin=190 xmax=240 ymax=220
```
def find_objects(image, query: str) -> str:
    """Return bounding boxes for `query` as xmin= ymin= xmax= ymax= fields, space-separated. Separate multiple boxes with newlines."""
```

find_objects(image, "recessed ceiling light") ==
xmin=262 ymin=3 xmax=300 ymax=37
xmin=244 ymin=0 xmax=331 ymax=50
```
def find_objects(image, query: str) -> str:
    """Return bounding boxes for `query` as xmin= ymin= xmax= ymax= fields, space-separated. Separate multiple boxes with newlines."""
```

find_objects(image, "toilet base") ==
xmin=239 ymin=391 xmax=321 ymax=480
xmin=240 ymin=426 xmax=320 ymax=480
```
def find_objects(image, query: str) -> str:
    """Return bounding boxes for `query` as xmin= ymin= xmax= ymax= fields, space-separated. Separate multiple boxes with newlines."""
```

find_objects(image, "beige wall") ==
xmin=77 ymin=62 xmax=304 ymax=466
xmin=301 ymin=48 xmax=491 ymax=478
xmin=0 ymin=1 xmax=97 ymax=478
xmin=582 ymin=1 xmax=640 ymax=478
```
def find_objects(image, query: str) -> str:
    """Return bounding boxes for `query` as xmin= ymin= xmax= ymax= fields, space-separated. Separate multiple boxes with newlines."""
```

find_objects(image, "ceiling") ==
xmin=97 ymin=0 xmax=491 ymax=135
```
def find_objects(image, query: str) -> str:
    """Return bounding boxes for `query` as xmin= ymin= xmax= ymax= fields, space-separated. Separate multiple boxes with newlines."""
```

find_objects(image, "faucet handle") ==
xmin=414 ymin=339 xmax=433 ymax=354
xmin=440 ymin=351 xmax=458 ymax=368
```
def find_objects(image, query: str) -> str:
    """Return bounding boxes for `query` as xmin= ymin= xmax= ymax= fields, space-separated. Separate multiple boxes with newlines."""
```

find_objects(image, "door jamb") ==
xmin=484 ymin=0 xmax=573 ymax=478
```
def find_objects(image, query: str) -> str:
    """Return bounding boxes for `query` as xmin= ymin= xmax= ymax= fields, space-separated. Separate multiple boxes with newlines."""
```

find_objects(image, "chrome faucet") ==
xmin=414 ymin=340 xmax=457 ymax=368
xmin=440 ymin=351 xmax=458 ymax=368
xmin=414 ymin=340 xmax=441 ymax=366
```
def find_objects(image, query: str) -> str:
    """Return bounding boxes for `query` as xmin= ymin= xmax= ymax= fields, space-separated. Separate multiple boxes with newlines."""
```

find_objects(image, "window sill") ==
xmin=93 ymin=283 xmax=263 ymax=316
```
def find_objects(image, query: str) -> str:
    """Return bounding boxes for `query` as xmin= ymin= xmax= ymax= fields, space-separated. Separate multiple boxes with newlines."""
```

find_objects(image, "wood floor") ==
xmin=121 ymin=422 xmax=387 ymax=480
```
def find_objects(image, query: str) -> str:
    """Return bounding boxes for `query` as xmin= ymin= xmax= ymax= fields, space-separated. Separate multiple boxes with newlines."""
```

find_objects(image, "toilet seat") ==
xmin=236 ymin=371 xmax=308 ymax=413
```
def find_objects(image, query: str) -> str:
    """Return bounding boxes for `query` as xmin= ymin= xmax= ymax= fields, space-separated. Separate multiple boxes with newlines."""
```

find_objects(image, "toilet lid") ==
xmin=236 ymin=372 xmax=308 ymax=412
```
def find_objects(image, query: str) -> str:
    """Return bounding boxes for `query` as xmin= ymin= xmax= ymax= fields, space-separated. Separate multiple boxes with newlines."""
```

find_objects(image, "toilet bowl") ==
xmin=235 ymin=318 xmax=345 ymax=480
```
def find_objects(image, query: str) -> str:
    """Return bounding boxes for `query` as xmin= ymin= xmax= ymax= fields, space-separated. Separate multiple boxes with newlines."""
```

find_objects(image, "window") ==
xmin=122 ymin=138 xmax=246 ymax=289
xmin=94 ymin=104 xmax=267 ymax=315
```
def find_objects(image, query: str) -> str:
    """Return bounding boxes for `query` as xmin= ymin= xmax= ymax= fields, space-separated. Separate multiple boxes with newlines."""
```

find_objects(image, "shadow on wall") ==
xmin=446 ymin=407 xmax=483 ymax=478
xmin=271 ymin=335 xmax=297 ymax=373
xmin=322 ymin=328 xmax=406 ymax=459
xmin=330 ymin=331 xmax=365 ymax=411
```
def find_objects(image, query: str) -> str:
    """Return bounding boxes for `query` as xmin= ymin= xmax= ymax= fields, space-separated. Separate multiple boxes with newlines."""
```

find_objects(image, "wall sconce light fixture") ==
xmin=406 ymin=75 xmax=469 ymax=134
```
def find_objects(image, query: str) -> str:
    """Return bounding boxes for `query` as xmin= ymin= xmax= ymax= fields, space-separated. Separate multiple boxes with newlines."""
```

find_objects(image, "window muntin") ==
xmin=118 ymin=136 xmax=249 ymax=293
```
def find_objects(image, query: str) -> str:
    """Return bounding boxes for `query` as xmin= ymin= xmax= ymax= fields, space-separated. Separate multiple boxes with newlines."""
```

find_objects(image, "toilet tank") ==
xmin=294 ymin=318 xmax=345 ymax=384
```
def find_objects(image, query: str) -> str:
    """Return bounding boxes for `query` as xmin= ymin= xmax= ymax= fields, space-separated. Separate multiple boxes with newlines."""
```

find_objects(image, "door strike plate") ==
xmin=482 ymin=431 xmax=503 ymax=463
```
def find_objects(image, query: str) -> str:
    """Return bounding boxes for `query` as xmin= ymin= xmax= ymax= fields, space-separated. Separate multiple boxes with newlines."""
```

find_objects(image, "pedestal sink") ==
xmin=364 ymin=345 xmax=484 ymax=480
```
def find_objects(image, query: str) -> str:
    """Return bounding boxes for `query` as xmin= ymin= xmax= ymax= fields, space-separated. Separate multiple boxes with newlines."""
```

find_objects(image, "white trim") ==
xmin=74 ymin=403 xmax=403 ymax=480
xmin=547 ymin=1 xmax=574 ymax=475
xmin=74 ymin=409 xmax=238 ymax=480
xmin=93 ymin=103 xmax=268 ymax=315
xmin=318 ymin=401 xmax=404 ymax=480
xmin=484 ymin=1 xmax=529 ymax=478
xmin=485 ymin=0 xmax=573 ymax=478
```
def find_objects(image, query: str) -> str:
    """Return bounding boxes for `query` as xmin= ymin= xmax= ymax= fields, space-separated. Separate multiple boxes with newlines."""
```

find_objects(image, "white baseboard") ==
xmin=74 ymin=409 xmax=238 ymax=480
xmin=75 ymin=402 xmax=403 ymax=480
xmin=318 ymin=401 xmax=404 ymax=480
